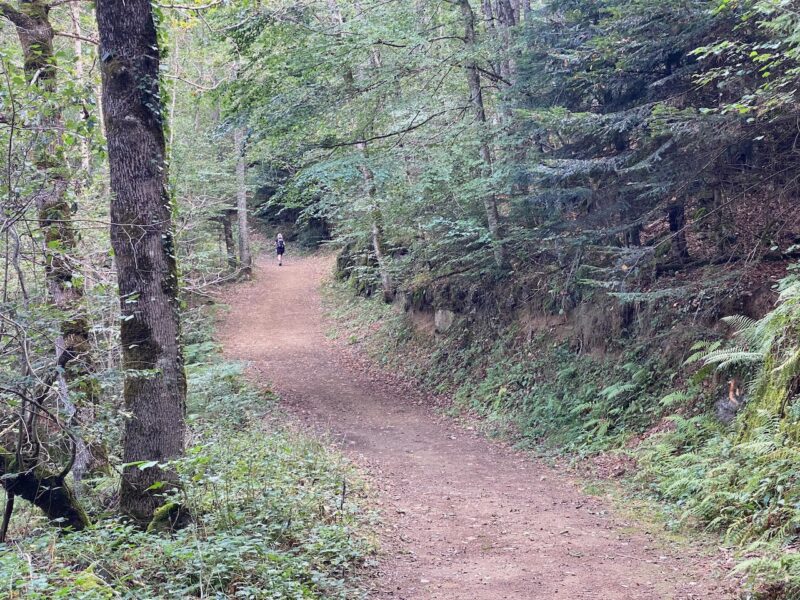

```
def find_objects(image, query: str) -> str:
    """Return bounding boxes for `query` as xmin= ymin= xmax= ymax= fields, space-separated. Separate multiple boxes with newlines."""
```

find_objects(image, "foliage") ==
xmin=325 ymin=256 xmax=800 ymax=595
xmin=4 ymin=0 xmax=800 ymax=595
xmin=2 ymin=313 xmax=371 ymax=599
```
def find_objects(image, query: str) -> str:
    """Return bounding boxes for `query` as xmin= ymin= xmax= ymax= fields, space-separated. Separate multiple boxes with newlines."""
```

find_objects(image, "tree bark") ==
xmin=482 ymin=0 xmax=494 ymax=27
xmin=668 ymin=201 xmax=690 ymax=262
xmin=328 ymin=0 xmax=394 ymax=299
xmin=96 ymin=0 xmax=187 ymax=525
xmin=1 ymin=0 xmax=92 ymax=518
xmin=0 ymin=446 xmax=89 ymax=535
xmin=69 ymin=1 xmax=91 ymax=175
xmin=0 ymin=1 xmax=90 ymax=368
xmin=494 ymin=0 xmax=517 ymax=80
xmin=234 ymin=127 xmax=252 ymax=278
xmin=453 ymin=0 xmax=506 ymax=269
xmin=220 ymin=210 xmax=237 ymax=271
xmin=356 ymin=143 xmax=394 ymax=302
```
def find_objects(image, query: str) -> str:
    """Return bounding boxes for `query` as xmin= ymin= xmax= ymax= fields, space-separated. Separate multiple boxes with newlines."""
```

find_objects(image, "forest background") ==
xmin=3 ymin=0 xmax=800 ymax=597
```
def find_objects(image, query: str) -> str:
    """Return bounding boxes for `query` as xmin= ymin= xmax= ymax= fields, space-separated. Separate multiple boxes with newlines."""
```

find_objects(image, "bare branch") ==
xmin=163 ymin=73 xmax=226 ymax=91
xmin=47 ymin=0 xmax=89 ymax=8
xmin=320 ymin=106 xmax=465 ymax=148
xmin=54 ymin=30 xmax=98 ymax=45
xmin=156 ymin=0 xmax=222 ymax=10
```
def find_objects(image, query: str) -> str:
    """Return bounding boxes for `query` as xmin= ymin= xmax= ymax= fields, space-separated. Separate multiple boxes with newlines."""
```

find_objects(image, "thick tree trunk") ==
xmin=1 ymin=0 xmax=92 ymax=518
xmin=96 ymin=0 xmax=187 ymax=525
xmin=234 ymin=127 xmax=252 ymax=278
xmin=454 ymin=0 xmax=506 ymax=269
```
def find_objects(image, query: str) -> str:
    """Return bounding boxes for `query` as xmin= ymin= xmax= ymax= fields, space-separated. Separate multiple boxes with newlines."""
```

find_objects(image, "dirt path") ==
xmin=219 ymin=253 xmax=734 ymax=600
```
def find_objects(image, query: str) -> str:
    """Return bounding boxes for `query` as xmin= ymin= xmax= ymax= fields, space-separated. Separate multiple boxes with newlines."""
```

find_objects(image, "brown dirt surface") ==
xmin=218 ymin=253 xmax=738 ymax=600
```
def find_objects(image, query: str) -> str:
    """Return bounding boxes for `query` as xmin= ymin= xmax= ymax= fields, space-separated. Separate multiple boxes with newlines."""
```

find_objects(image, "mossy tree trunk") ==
xmin=356 ymin=142 xmax=394 ymax=303
xmin=0 ymin=0 xmax=93 ymax=519
xmin=328 ymin=2 xmax=394 ymax=302
xmin=0 ymin=0 xmax=93 ymax=388
xmin=96 ymin=0 xmax=187 ymax=526
xmin=0 ymin=446 xmax=89 ymax=538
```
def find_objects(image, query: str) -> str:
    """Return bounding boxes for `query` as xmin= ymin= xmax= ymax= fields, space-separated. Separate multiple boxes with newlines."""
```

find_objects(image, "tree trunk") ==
xmin=69 ymin=1 xmax=91 ymax=175
xmin=482 ymin=0 xmax=494 ymax=27
xmin=0 ymin=1 xmax=91 ymax=368
xmin=624 ymin=224 xmax=642 ymax=247
xmin=0 ymin=446 xmax=89 ymax=535
xmin=494 ymin=0 xmax=516 ymax=80
xmin=351 ymin=2 xmax=394 ymax=300
xmin=454 ymin=0 xmax=506 ymax=269
xmin=96 ymin=0 xmax=187 ymax=525
xmin=220 ymin=210 xmax=237 ymax=271
xmin=668 ymin=201 xmax=690 ymax=262
xmin=1 ymin=0 xmax=92 ymax=519
xmin=234 ymin=127 xmax=252 ymax=278
xmin=356 ymin=143 xmax=394 ymax=303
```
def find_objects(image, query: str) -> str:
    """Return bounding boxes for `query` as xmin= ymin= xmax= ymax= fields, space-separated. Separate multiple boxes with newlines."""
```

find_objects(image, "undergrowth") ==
xmin=324 ymin=280 xmax=669 ymax=454
xmin=324 ymin=270 xmax=800 ymax=599
xmin=1 ymin=307 xmax=372 ymax=599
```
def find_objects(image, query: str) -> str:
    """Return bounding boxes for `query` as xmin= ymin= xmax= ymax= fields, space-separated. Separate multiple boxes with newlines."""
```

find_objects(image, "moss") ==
xmin=0 ymin=445 xmax=89 ymax=531
xmin=146 ymin=501 xmax=191 ymax=533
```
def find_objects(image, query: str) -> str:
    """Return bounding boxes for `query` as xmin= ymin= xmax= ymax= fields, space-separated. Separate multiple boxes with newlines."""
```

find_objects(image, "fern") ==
xmin=684 ymin=340 xmax=722 ymax=365
xmin=660 ymin=391 xmax=690 ymax=408
xmin=599 ymin=382 xmax=638 ymax=401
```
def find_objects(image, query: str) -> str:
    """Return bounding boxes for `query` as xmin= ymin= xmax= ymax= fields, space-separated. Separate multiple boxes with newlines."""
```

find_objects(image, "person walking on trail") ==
xmin=275 ymin=233 xmax=286 ymax=266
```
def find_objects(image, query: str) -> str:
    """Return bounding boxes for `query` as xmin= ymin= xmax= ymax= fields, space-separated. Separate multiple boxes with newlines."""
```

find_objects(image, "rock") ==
xmin=434 ymin=309 xmax=456 ymax=333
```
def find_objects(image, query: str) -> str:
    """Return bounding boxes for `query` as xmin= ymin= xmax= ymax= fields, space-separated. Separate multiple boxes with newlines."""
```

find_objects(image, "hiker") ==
xmin=275 ymin=233 xmax=286 ymax=266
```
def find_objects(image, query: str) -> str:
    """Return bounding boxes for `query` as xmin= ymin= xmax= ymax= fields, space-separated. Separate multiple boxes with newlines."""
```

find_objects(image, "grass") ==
xmin=1 ymin=307 xmax=373 ymax=599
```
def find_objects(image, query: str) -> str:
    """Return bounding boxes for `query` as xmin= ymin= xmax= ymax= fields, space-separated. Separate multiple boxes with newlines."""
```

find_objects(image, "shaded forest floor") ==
xmin=218 ymin=252 xmax=738 ymax=599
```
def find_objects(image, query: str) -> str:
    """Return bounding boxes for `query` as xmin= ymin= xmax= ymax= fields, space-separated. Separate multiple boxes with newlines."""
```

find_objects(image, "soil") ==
xmin=218 ymin=253 xmax=737 ymax=600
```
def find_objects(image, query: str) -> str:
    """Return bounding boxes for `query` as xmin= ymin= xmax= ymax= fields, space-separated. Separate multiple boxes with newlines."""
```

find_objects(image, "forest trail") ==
xmin=219 ymin=253 xmax=733 ymax=600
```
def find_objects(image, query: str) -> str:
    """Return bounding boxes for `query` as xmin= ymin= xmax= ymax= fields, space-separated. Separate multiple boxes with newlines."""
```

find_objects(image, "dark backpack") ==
xmin=277 ymin=239 xmax=285 ymax=250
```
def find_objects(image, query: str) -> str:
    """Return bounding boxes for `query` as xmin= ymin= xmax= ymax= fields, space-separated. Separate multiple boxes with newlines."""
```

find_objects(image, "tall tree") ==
xmin=452 ymin=0 xmax=506 ymax=269
xmin=95 ymin=0 xmax=187 ymax=524
xmin=357 ymin=142 xmax=394 ymax=302
xmin=0 ymin=0 xmax=91 ymax=529
xmin=234 ymin=125 xmax=252 ymax=277
xmin=69 ymin=1 xmax=91 ymax=175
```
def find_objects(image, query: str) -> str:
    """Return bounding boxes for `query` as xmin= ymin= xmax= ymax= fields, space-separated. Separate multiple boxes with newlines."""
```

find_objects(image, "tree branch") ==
xmin=320 ymin=106 xmax=465 ymax=149
xmin=47 ymin=0 xmax=89 ymax=8
xmin=156 ymin=0 xmax=222 ymax=10
xmin=54 ymin=30 xmax=98 ymax=45
xmin=163 ymin=73 xmax=226 ymax=91
xmin=476 ymin=66 xmax=512 ymax=86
